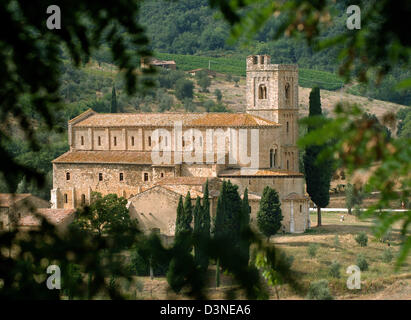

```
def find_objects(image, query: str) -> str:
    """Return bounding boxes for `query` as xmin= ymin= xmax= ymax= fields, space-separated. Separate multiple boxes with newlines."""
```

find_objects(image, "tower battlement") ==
xmin=246 ymin=55 xmax=298 ymax=72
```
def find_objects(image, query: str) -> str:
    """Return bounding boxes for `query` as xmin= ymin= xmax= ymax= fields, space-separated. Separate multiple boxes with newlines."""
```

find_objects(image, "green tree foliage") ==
xmin=193 ymin=181 xmax=211 ymax=272
xmin=175 ymin=195 xmax=189 ymax=235
xmin=306 ymin=280 xmax=333 ymax=300
xmin=175 ymin=78 xmax=194 ymax=101
xmin=397 ymin=107 xmax=411 ymax=139
xmin=240 ymin=188 xmax=251 ymax=265
xmin=157 ymin=89 xmax=174 ymax=112
xmin=158 ymin=69 xmax=187 ymax=90
xmin=214 ymin=181 xmax=242 ymax=243
xmin=210 ymin=103 xmax=229 ymax=112
xmin=345 ymin=183 xmax=365 ymax=215
xmin=214 ymin=89 xmax=222 ymax=102
xmin=196 ymin=70 xmax=211 ymax=92
xmin=382 ymin=248 xmax=394 ymax=263
xmin=303 ymin=87 xmax=333 ymax=226
xmin=183 ymin=98 xmax=196 ymax=112
xmin=111 ymin=86 xmax=118 ymax=113
xmin=213 ymin=180 xmax=250 ymax=286
xmin=356 ymin=254 xmax=369 ymax=271
xmin=328 ymin=260 xmax=341 ymax=279
xmin=355 ymin=232 xmax=368 ymax=247
xmin=72 ymin=192 xmax=134 ymax=237
xmin=233 ymin=77 xmax=240 ymax=87
xmin=167 ymin=193 xmax=200 ymax=295
xmin=257 ymin=186 xmax=283 ymax=239
xmin=204 ymin=99 xmax=215 ymax=112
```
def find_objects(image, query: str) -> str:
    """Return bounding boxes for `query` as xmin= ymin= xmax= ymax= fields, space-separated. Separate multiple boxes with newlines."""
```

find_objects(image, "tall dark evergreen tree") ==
xmin=303 ymin=87 xmax=333 ymax=226
xmin=214 ymin=180 xmax=242 ymax=243
xmin=202 ymin=180 xmax=211 ymax=238
xmin=174 ymin=192 xmax=193 ymax=235
xmin=183 ymin=191 xmax=193 ymax=233
xmin=257 ymin=186 xmax=283 ymax=240
xmin=240 ymin=188 xmax=251 ymax=265
xmin=111 ymin=86 xmax=118 ymax=113
xmin=167 ymin=192 xmax=196 ymax=293
xmin=213 ymin=180 xmax=243 ymax=286
xmin=175 ymin=195 xmax=185 ymax=235
xmin=193 ymin=196 xmax=205 ymax=269
xmin=193 ymin=181 xmax=211 ymax=272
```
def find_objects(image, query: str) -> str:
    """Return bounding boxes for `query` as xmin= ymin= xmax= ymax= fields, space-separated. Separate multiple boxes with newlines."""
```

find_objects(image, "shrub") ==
xmin=277 ymin=251 xmax=294 ymax=269
xmin=334 ymin=235 xmax=340 ymax=247
xmin=175 ymin=78 xmax=194 ymax=100
xmin=130 ymin=250 xmax=169 ymax=277
xmin=214 ymin=89 xmax=222 ymax=102
xmin=356 ymin=254 xmax=369 ymax=271
xmin=204 ymin=100 xmax=214 ymax=112
xmin=306 ymin=279 xmax=333 ymax=300
xmin=329 ymin=260 xmax=341 ymax=278
xmin=382 ymin=248 xmax=393 ymax=263
xmin=307 ymin=243 xmax=318 ymax=258
xmin=355 ymin=232 xmax=368 ymax=247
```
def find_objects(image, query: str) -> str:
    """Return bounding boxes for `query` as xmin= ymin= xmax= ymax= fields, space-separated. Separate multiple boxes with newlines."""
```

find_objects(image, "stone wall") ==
xmin=52 ymin=162 xmax=167 ymax=208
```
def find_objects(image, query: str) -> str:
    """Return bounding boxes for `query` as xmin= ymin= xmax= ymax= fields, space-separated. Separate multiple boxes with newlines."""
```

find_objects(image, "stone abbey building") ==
xmin=51 ymin=55 xmax=310 ymax=235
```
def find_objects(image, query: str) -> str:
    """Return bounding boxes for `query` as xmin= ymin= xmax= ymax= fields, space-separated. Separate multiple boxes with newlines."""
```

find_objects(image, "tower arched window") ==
xmin=270 ymin=149 xmax=274 ymax=168
xmin=253 ymin=56 xmax=258 ymax=64
xmin=285 ymin=83 xmax=290 ymax=101
xmin=270 ymin=148 xmax=278 ymax=168
xmin=286 ymin=121 xmax=289 ymax=134
xmin=258 ymin=85 xmax=267 ymax=99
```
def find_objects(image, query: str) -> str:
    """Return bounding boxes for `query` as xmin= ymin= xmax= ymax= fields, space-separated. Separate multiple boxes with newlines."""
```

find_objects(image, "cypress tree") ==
xmin=202 ymin=180 xmax=210 ymax=236
xmin=194 ymin=181 xmax=210 ymax=272
xmin=214 ymin=180 xmax=242 ymax=243
xmin=193 ymin=196 xmax=204 ymax=269
xmin=167 ymin=193 xmax=195 ymax=293
xmin=257 ymin=186 xmax=283 ymax=240
xmin=183 ymin=191 xmax=193 ymax=233
xmin=111 ymin=86 xmax=117 ymax=113
xmin=175 ymin=195 xmax=185 ymax=235
xmin=240 ymin=188 xmax=251 ymax=265
xmin=303 ymin=87 xmax=333 ymax=226
xmin=214 ymin=180 xmax=243 ymax=285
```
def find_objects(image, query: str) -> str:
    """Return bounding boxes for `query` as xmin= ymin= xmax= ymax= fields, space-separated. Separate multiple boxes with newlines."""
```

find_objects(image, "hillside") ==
xmin=81 ymin=58 xmax=406 ymax=119
xmin=197 ymin=74 xmax=405 ymax=119
xmin=156 ymin=52 xmax=345 ymax=91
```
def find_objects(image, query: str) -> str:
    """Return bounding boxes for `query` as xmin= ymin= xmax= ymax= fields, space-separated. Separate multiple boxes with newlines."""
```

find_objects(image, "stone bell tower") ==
xmin=246 ymin=55 xmax=300 ymax=171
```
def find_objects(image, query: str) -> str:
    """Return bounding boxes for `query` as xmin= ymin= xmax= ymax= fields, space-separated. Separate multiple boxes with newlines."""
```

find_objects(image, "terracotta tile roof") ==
xmin=53 ymin=151 xmax=156 ymax=164
xmin=243 ymin=192 xmax=261 ymax=200
xmin=0 ymin=193 xmax=31 ymax=207
xmin=72 ymin=111 xmax=279 ymax=128
xmin=18 ymin=209 xmax=75 ymax=227
xmin=282 ymin=193 xmax=309 ymax=201
xmin=68 ymin=108 xmax=95 ymax=124
xmin=218 ymin=168 xmax=304 ymax=177
xmin=161 ymin=185 xmax=204 ymax=199
xmin=53 ymin=150 xmax=227 ymax=165
xmin=157 ymin=177 xmax=212 ymax=186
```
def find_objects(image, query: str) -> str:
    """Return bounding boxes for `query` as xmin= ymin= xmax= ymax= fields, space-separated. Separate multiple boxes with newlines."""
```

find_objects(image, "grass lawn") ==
xmin=271 ymin=211 xmax=411 ymax=299
xmin=90 ymin=211 xmax=410 ymax=300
